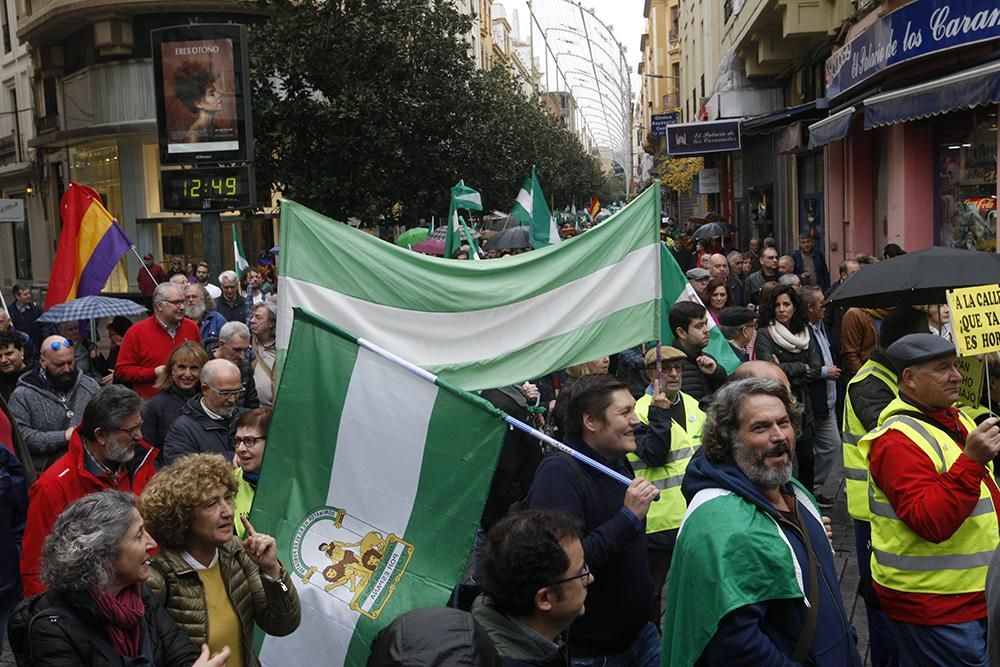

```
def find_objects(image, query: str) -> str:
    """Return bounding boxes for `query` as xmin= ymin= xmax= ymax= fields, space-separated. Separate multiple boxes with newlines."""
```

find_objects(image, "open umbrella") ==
xmin=412 ymin=238 xmax=446 ymax=256
xmin=429 ymin=226 xmax=480 ymax=241
xmin=38 ymin=295 xmax=148 ymax=323
xmin=484 ymin=225 xmax=531 ymax=251
xmin=825 ymin=246 xmax=1000 ymax=308
xmin=396 ymin=227 xmax=430 ymax=248
xmin=691 ymin=222 xmax=735 ymax=240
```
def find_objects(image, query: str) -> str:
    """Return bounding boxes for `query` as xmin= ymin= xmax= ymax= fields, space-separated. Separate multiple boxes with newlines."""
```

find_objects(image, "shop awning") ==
xmin=741 ymin=99 xmax=829 ymax=133
xmin=807 ymin=107 xmax=856 ymax=149
xmin=863 ymin=60 xmax=1000 ymax=129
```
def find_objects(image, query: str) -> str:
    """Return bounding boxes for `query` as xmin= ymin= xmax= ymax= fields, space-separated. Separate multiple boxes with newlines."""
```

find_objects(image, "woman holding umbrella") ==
xmin=754 ymin=285 xmax=823 ymax=489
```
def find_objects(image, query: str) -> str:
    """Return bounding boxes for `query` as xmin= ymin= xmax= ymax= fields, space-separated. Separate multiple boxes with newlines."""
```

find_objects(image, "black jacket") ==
xmin=754 ymin=327 xmax=823 ymax=428
xmin=525 ymin=437 xmax=653 ymax=657
xmin=215 ymin=296 xmax=250 ymax=325
xmin=678 ymin=348 xmax=727 ymax=407
xmin=8 ymin=586 xmax=201 ymax=666
xmin=141 ymin=385 xmax=199 ymax=453
xmin=162 ymin=396 xmax=245 ymax=465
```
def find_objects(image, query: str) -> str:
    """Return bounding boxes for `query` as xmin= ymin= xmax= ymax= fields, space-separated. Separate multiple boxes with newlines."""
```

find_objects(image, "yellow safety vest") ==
xmin=858 ymin=398 xmax=999 ymax=594
xmin=627 ymin=391 xmax=705 ymax=534
xmin=842 ymin=359 xmax=897 ymax=521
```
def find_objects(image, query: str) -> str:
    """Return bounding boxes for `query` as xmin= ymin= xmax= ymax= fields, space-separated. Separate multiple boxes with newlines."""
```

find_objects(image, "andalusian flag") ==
xmin=588 ymin=196 xmax=601 ymax=218
xmin=233 ymin=223 xmax=250 ymax=278
xmin=512 ymin=166 xmax=559 ymax=248
xmin=251 ymin=308 xmax=507 ymax=666
xmin=445 ymin=180 xmax=482 ymax=259
xmin=45 ymin=183 xmax=133 ymax=308
xmin=660 ymin=245 xmax=743 ymax=375
xmin=277 ymin=183 xmax=664 ymax=391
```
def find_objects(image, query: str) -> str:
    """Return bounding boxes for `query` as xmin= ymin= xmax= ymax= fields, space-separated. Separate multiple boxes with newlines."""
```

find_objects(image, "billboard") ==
xmin=152 ymin=24 xmax=253 ymax=165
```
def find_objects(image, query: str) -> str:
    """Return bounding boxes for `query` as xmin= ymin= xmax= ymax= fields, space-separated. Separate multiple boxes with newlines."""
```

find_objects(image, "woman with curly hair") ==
xmin=701 ymin=277 xmax=733 ymax=324
xmin=8 ymin=490 xmax=229 ymax=666
xmin=753 ymin=284 xmax=823 ymax=490
xmin=174 ymin=62 xmax=224 ymax=143
xmin=141 ymin=454 xmax=300 ymax=667
xmin=141 ymin=341 xmax=209 ymax=454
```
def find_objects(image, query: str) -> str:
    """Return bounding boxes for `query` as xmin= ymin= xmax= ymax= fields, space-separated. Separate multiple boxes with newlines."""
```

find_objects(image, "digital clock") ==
xmin=160 ymin=165 xmax=255 ymax=212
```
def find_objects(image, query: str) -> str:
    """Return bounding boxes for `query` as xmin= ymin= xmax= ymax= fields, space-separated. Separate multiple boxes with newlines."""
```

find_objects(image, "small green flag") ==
xmin=445 ymin=180 xmax=482 ymax=259
xmin=232 ymin=223 xmax=250 ymax=278
xmin=512 ymin=166 xmax=559 ymax=249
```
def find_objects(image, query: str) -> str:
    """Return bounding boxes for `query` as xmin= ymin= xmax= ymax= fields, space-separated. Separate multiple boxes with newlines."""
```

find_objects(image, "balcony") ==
xmin=0 ymin=107 xmax=34 ymax=167
xmin=668 ymin=30 xmax=679 ymax=45
xmin=61 ymin=60 xmax=155 ymax=131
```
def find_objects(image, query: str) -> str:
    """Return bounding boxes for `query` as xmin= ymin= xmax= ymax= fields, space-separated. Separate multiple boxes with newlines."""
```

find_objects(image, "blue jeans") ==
xmin=889 ymin=618 xmax=987 ymax=667
xmin=854 ymin=520 xmax=899 ymax=667
xmin=570 ymin=622 xmax=660 ymax=667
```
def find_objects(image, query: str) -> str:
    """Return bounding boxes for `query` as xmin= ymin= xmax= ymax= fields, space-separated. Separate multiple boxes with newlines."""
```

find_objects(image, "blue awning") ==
xmin=864 ymin=60 xmax=1000 ymax=129
xmin=807 ymin=107 xmax=856 ymax=148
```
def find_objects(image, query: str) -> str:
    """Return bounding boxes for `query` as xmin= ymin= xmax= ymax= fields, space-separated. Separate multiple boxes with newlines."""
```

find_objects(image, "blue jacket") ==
xmin=682 ymin=454 xmax=861 ymax=667
xmin=199 ymin=310 xmax=228 ymax=341
xmin=525 ymin=436 xmax=654 ymax=657
xmin=792 ymin=248 xmax=831 ymax=291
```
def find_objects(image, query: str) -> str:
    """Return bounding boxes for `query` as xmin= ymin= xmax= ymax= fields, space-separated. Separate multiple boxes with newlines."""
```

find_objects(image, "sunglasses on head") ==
xmin=49 ymin=338 xmax=73 ymax=351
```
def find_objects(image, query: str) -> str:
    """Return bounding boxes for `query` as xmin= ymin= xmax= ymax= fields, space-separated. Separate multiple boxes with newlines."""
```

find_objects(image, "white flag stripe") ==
xmin=676 ymin=283 xmax=718 ymax=329
xmin=278 ymin=242 xmax=659 ymax=367
xmin=515 ymin=187 xmax=533 ymax=216
xmin=455 ymin=192 xmax=481 ymax=209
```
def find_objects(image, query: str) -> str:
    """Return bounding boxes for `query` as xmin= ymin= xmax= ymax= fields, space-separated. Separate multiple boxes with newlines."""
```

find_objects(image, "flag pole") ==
xmin=0 ymin=286 xmax=7 ymax=312
xmin=113 ymin=219 xmax=159 ymax=285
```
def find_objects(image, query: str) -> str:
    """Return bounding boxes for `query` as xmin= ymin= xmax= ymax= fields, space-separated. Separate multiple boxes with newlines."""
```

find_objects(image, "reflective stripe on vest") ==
xmin=842 ymin=359 xmax=898 ymax=521
xmin=858 ymin=400 xmax=999 ymax=595
xmin=628 ymin=392 xmax=705 ymax=534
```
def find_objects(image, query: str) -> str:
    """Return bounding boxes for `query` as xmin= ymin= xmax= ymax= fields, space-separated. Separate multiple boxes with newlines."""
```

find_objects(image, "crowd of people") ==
xmin=1 ymin=233 xmax=999 ymax=667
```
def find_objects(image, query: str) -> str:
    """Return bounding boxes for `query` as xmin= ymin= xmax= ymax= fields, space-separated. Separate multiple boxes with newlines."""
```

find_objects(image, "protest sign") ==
xmin=947 ymin=284 xmax=1000 ymax=356
xmin=955 ymin=356 xmax=984 ymax=408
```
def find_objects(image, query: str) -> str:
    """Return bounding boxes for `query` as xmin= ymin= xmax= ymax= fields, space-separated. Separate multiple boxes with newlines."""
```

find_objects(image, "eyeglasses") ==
xmin=163 ymin=298 xmax=186 ymax=306
xmin=49 ymin=338 xmax=74 ymax=351
xmin=207 ymin=384 xmax=245 ymax=399
xmin=114 ymin=420 xmax=143 ymax=437
xmin=235 ymin=435 xmax=265 ymax=448
xmin=551 ymin=563 xmax=590 ymax=586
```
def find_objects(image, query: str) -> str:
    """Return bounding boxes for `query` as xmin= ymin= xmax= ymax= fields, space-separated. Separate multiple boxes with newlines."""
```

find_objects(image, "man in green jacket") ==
xmin=472 ymin=510 xmax=592 ymax=665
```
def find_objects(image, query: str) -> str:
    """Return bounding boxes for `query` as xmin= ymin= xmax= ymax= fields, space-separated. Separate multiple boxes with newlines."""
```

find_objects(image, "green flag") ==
xmin=660 ymin=244 xmax=743 ymax=375
xmin=445 ymin=180 xmax=482 ymax=259
xmin=512 ymin=166 xmax=559 ymax=248
xmin=251 ymin=308 xmax=507 ymax=666
xmin=233 ymin=223 xmax=250 ymax=278
xmin=277 ymin=183 xmax=664 ymax=391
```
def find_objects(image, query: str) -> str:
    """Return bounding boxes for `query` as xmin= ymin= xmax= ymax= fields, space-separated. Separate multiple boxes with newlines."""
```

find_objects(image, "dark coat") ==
xmin=161 ymin=396 xmax=245 ymax=465
xmin=678 ymin=348 xmax=727 ymax=407
xmin=525 ymin=437 xmax=653 ymax=657
xmin=8 ymin=302 xmax=43 ymax=348
xmin=754 ymin=326 xmax=823 ymax=427
xmin=141 ymin=385 xmax=200 ymax=453
xmin=8 ymin=586 xmax=201 ymax=666
xmin=682 ymin=455 xmax=862 ymax=667
xmin=215 ymin=296 xmax=251 ymax=325
xmin=367 ymin=607 xmax=501 ymax=667
xmin=793 ymin=248 xmax=831 ymax=292
xmin=0 ymin=445 xmax=27 ymax=608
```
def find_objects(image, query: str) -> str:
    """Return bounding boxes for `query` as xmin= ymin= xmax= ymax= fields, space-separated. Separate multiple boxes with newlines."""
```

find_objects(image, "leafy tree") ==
xmin=250 ymin=0 xmax=611 ymax=223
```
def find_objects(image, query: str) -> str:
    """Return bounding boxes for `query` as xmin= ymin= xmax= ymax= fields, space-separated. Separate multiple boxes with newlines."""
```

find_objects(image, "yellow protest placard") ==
xmin=947 ymin=284 xmax=1000 ymax=356
xmin=955 ymin=356 xmax=984 ymax=408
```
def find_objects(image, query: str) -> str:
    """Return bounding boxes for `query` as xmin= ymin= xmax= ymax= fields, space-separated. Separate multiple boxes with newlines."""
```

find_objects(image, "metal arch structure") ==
xmin=528 ymin=0 xmax=633 ymax=193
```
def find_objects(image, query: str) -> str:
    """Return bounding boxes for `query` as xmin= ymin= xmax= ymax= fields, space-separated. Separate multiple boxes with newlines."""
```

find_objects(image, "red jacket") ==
xmin=137 ymin=263 xmax=167 ymax=297
xmin=20 ymin=430 xmax=158 ymax=597
xmin=114 ymin=316 xmax=200 ymax=399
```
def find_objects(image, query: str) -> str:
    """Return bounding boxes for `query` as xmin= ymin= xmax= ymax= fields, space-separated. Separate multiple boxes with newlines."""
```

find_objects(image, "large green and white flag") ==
xmin=660 ymin=244 xmax=743 ymax=375
xmin=512 ymin=166 xmax=559 ymax=249
xmin=252 ymin=308 xmax=507 ymax=666
xmin=232 ymin=223 xmax=250 ymax=278
xmin=445 ymin=180 xmax=483 ymax=259
xmin=277 ymin=183 xmax=663 ymax=391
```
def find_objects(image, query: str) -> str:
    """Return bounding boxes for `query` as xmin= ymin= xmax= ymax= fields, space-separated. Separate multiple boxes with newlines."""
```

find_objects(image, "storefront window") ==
xmin=936 ymin=108 xmax=998 ymax=251
xmin=798 ymin=151 xmax=824 ymax=254
xmin=68 ymin=140 xmax=128 ymax=292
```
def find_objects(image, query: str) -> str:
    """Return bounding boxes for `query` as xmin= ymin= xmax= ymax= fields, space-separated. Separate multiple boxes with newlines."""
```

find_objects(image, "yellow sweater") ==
xmin=196 ymin=561 xmax=245 ymax=666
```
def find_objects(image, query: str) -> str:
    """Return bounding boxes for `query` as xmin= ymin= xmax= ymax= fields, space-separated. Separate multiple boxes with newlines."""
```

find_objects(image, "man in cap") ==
xmin=685 ymin=267 xmax=711 ymax=295
xmin=718 ymin=306 xmax=757 ymax=362
xmin=629 ymin=346 xmax=705 ymax=614
xmin=137 ymin=252 xmax=167 ymax=298
xmin=858 ymin=333 xmax=1000 ymax=664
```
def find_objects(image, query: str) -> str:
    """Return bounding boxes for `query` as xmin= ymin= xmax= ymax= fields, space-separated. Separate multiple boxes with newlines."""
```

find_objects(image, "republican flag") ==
xmin=588 ymin=196 xmax=601 ymax=218
xmin=251 ymin=308 xmax=507 ymax=666
xmin=511 ymin=166 xmax=559 ymax=249
xmin=45 ymin=182 xmax=132 ymax=309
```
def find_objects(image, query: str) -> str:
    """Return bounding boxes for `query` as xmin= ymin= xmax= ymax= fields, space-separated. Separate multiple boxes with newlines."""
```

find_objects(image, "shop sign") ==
xmin=666 ymin=120 xmax=741 ymax=156
xmin=651 ymin=112 xmax=680 ymax=137
xmin=825 ymin=0 xmax=1000 ymax=99
xmin=0 ymin=198 xmax=23 ymax=222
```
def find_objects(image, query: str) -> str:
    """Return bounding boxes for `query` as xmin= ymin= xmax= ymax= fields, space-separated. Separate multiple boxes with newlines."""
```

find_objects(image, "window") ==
xmin=11 ymin=194 xmax=29 ymax=279
xmin=1 ymin=0 xmax=11 ymax=54
xmin=935 ymin=108 xmax=998 ymax=251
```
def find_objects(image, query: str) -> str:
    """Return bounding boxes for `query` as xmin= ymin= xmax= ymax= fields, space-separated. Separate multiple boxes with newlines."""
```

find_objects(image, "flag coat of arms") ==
xmin=277 ymin=183 xmax=664 ymax=391
xmin=251 ymin=308 xmax=508 ymax=666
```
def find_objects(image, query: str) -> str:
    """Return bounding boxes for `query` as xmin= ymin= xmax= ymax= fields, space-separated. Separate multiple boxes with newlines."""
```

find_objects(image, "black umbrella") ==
xmin=825 ymin=246 xmax=1000 ymax=308
xmin=691 ymin=222 xmax=735 ymax=241
xmin=484 ymin=225 xmax=531 ymax=251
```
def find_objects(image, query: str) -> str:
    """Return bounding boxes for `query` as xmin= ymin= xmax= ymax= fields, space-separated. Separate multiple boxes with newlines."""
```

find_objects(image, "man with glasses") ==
xmin=472 ymin=510 xmax=590 ymax=664
xmin=162 ymin=358 xmax=247 ymax=464
xmin=215 ymin=270 xmax=250 ymax=324
xmin=9 ymin=334 xmax=100 ymax=472
xmin=745 ymin=246 xmax=781 ymax=308
xmin=19 ymin=385 xmax=157 ymax=596
xmin=115 ymin=282 xmax=201 ymax=399
xmin=210 ymin=321 xmax=259 ymax=409
xmin=718 ymin=306 xmax=758 ymax=362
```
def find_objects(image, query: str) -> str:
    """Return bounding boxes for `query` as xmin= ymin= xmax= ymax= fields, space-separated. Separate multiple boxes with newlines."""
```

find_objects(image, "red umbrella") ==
xmin=412 ymin=238 xmax=446 ymax=256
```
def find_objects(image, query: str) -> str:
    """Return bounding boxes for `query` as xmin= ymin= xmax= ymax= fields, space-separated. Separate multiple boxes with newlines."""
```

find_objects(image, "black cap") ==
xmin=886 ymin=333 xmax=957 ymax=370
xmin=718 ymin=306 xmax=757 ymax=327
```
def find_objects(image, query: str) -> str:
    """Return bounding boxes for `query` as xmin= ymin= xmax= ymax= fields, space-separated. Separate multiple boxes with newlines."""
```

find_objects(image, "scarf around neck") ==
xmin=90 ymin=583 xmax=144 ymax=658
xmin=767 ymin=322 xmax=810 ymax=353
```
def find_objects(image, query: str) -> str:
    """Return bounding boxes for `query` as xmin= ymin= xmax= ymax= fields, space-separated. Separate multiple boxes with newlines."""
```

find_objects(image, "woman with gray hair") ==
xmin=8 ymin=490 xmax=230 ymax=666
xmin=249 ymin=302 xmax=277 ymax=406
